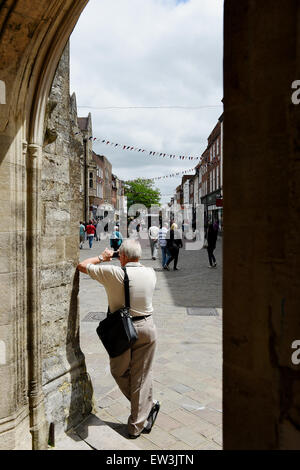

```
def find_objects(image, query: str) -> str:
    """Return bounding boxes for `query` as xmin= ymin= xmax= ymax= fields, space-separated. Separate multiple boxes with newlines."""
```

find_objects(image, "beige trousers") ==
xmin=109 ymin=315 xmax=157 ymax=436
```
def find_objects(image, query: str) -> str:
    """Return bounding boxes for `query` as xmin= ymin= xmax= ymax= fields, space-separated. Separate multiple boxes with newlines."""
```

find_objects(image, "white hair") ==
xmin=119 ymin=239 xmax=142 ymax=260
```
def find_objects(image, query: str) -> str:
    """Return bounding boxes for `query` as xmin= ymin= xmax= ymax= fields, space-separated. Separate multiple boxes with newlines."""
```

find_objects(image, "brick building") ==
xmin=91 ymin=152 xmax=112 ymax=218
xmin=200 ymin=113 xmax=223 ymax=229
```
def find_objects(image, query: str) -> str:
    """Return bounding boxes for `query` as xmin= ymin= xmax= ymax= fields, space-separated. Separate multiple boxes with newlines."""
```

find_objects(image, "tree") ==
xmin=124 ymin=178 xmax=161 ymax=209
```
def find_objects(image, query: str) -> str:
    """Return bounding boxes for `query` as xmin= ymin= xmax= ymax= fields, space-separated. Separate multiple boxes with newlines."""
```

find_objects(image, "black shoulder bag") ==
xmin=96 ymin=267 xmax=138 ymax=358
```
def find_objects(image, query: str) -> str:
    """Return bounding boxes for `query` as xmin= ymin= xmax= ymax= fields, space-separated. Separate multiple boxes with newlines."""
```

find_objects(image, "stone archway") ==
xmin=0 ymin=0 xmax=89 ymax=450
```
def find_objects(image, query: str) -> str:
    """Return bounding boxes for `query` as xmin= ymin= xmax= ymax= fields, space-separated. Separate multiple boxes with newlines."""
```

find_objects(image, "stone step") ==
xmin=53 ymin=413 xmax=139 ymax=451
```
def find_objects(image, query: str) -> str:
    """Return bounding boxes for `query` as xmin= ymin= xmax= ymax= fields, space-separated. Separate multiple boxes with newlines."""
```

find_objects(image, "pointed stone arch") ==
xmin=0 ymin=0 xmax=89 ymax=450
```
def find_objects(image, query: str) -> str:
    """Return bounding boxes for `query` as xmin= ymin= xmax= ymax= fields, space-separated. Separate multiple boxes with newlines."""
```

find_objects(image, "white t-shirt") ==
xmin=86 ymin=262 xmax=156 ymax=317
xmin=148 ymin=226 xmax=159 ymax=240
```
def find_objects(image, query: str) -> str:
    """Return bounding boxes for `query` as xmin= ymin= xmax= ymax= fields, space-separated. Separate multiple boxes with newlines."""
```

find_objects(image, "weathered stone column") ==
xmin=0 ymin=134 xmax=31 ymax=450
xmin=27 ymin=143 xmax=48 ymax=450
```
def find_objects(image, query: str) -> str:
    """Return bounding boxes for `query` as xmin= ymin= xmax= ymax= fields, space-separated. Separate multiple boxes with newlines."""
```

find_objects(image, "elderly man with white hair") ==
xmin=77 ymin=238 xmax=160 ymax=439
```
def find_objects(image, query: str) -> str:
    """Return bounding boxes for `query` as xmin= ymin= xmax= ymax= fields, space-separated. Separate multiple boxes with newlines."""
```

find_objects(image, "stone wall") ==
xmin=41 ymin=43 xmax=93 ymax=435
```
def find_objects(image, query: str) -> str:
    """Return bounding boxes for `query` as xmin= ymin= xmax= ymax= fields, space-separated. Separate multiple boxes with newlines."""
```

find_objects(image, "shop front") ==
xmin=201 ymin=190 xmax=223 ymax=231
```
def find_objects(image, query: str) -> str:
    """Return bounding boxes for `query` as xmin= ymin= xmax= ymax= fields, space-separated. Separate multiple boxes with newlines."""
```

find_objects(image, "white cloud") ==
xmin=70 ymin=0 xmax=223 ymax=202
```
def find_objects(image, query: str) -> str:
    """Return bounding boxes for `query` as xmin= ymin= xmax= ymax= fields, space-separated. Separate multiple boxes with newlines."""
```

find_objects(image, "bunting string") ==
xmin=124 ymin=167 xmax=196 ymax=182
xmin=74 ymin=132 xmax=202 ymax=161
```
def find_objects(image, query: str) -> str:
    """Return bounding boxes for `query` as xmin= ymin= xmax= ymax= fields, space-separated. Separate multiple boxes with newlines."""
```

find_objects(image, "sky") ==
xmin=70 ymin=0 xmax=223 ymax=204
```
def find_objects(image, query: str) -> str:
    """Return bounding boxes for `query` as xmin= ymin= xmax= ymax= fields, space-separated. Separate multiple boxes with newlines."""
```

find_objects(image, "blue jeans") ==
xmin=161 ymin=246 xmax=169 ymax=267
xmin=88 ymin=235 xmax=94 ymax=248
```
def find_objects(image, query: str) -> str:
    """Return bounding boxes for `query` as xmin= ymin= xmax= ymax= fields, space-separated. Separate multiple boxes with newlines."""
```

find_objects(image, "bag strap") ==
xmin=122 ymin=267 xmax=130 ymax=308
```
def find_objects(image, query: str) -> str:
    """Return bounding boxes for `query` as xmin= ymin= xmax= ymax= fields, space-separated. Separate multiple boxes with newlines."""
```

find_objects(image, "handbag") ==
xmin=96 ymin=267 xmax=138 ymax=358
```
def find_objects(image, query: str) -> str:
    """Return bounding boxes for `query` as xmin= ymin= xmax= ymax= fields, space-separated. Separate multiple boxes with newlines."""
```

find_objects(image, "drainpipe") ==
xmin=83 ymin=138 xmax=89 ymax=222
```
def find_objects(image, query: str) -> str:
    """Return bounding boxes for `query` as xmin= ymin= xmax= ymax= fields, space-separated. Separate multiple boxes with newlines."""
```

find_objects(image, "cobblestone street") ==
xmin=58 ymin=234 xmax=223 ymax=450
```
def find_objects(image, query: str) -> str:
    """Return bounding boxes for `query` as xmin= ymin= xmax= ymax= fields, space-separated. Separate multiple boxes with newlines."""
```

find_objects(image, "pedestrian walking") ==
xmin=79 ymin=221 xmax=85 ymax=249
xmin=86 ymin=220 xmax=96 ymax=249
xmin=158 ymin=223 xmax=169 ymax=268
xmin=148 ymin=224 xmax=159 ymax=260
xmin=110 ymin=226 xmax=123 ymax=252
xmin=164 ymin=223 xmax=183 ymax=271
xmin=206 ymin=220 xmax=219 ymax=267
xmin=77 ymin=239 xmax=160 ymax=438
xmin=93 ymin=220 xmax=99 ymax=241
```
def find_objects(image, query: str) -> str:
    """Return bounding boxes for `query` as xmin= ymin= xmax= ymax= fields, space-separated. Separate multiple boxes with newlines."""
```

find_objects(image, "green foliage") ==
xmin=124 ymin=178 xmax=161 ymax=209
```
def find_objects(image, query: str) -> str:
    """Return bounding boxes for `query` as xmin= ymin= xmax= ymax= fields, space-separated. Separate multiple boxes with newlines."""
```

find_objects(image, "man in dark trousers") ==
xmin=164 ymin=223 xmax=183 ymax=271
xmin=207 ymin=220 xmax=219 ymax=267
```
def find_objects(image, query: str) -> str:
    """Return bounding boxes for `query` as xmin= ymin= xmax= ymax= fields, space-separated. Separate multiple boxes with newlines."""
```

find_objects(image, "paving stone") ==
xmin=133 ymin=437 xmax=162 ymax=450
xmin=171 ymin=383 xmax=194 ymax=394
xmin=170 ymin=426 xmax=208 ymax=448
xmin=53 ymin=432 xmax=92 ymax=450
xmin=143 ymin=427 xmax=179 ymax=449
xmin=158 ymin=400 xmax=181 ymax=414
xmin=191 ymin=421 xmax=221 ymax=440
xmin=155 ymin=412 xmax=183 ymax=432
xmin=212 ymin=430 xmax=223 ymax=446
xmin=197 ymin=440 xmax=222 ymax=450
xmin=75 ymin=414 xmax=139 ymax=450
xmin=194 ymin=408 xmax=223 ymax=426
xmin=170 ymin=409 xmax=204 ymax=427
xmin=98 ymin=395 xmax=115 ymax=408
xmin=168 ymin=441 xmax=193 ymax=450
xmin=106 ymin=387 xmax=123 ymax=400
xmin=179 ymin=396 xmax=204 ymax=412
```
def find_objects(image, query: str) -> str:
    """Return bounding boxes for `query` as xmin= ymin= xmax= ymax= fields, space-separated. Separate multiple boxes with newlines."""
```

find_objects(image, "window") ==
xmin=97 ymin=182 xmax=103 ymax=198
xmin=217 ymin=139 xmax=219 ymax=156
xmin=89 ymin=172 xmax=93 ymax=189
xmin=217 ymin=166 xmax=220 ymax=189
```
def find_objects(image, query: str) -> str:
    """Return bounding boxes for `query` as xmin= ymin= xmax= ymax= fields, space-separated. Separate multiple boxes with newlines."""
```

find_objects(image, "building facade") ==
xmin=77 ymin=114 xmax=97 ymax=221
xmin=200 ymin=113 xmax=223 ymax=230
xmin=89 ymin=152 xmax=113 ymax=219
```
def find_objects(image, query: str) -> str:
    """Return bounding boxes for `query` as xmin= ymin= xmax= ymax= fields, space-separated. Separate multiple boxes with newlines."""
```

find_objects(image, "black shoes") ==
xmin=128 ymin=400 xmax=161 ymax=439
xmin=142 ymin=400 xmax=161 ymax=434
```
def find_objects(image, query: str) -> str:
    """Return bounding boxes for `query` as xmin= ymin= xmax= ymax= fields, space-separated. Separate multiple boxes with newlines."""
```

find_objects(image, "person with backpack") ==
xmin=110 ymin=226 xmax=123 ymax=252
